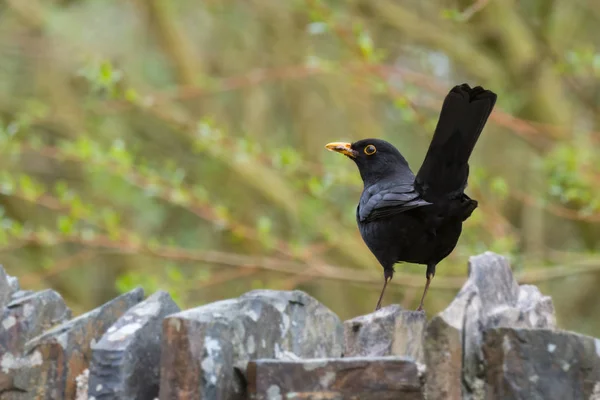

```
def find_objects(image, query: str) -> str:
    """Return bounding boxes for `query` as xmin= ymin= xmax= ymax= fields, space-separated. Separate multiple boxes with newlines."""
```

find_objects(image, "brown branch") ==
xmin=459 ymin=0 xmax=491 ymax=21
xmin=28 ymin=146 xmax=299 ymax=259
xmin=99 ymin=65 xmax=324 ymax=113
xmin=6 ymin=232 xmax=600 ymax=291
xmin=1 ymin=232 xmax=459 ymax=289
xmin=194 ymin=267 xmax=260 ymax=290
xmin=19 ymin=249 xmax=97 ymax=286
xmin=517 ymin=260 xmax=600 ymax=284
xmin=512 ymin=189 xmax=600 ymax=223
xmin=31 ymin=140 xmax=599 ymax=230
xmin=103 ymin=102 xmax=375 ymax=269
xmin=98 ymin=62 xmax=579 ymax=150
xmin=144 ymin=0 xmax=200 ymax=85
xmin=469 ymin=186 xmax=516 ymax=238
xmin=5 ymin=0 xmax=45 ymax=28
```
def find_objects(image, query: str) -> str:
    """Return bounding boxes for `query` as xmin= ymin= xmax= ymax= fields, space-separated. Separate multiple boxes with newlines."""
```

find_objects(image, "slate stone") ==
xmin=88 ymin=291 xmax=180 ymax=400
xmin=8 ymin=277 xmax=19 ymax=293
xmin=343 ymin=304 xmax=426 ymax=364
xmin=466 ymin=252 xmax=519 ymax=310
xmin=424 ymin=251 xmax=557 ymax=400
xmin=515 ymin=284 xmax=556 ymax=329
xmin=0 ymin=265 xmax=18 ymax=309
xmin=424 ymin=311 xmax=464 ymax=400
xmin=247 ymin=356 xmax=424 ymax=400
xmin=0 ymin=290 xmax=71 ymax=397
xmin=9 ymin=291 xmax=35 ymax=302
xmin=482 ymin=328 xmax=600 ymax=400
xmin=75 ymin=369 xmax=89 ymax=400
xmin=424 ymin=278 xmax=475 ymax=400
xmin=1 ymin=290 xmax=71 ymax=352
xmin=159 ymin=290 xmax=343 ymax=400
xmin=11 ymin=287 xmax=143 ymax=399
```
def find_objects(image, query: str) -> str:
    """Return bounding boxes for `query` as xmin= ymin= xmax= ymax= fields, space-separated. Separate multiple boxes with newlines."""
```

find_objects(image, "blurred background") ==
xmin=1 ymin=0 xmax=599 ymax=335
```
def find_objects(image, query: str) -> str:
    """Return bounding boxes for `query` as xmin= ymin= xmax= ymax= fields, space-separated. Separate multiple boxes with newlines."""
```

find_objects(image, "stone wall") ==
xmin=0 ymin=252 xmax=599 ymax=399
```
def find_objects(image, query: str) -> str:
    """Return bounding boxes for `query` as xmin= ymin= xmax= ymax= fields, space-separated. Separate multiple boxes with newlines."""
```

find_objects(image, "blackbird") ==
xmin=325 ymin=83 xmax=496 ymax=311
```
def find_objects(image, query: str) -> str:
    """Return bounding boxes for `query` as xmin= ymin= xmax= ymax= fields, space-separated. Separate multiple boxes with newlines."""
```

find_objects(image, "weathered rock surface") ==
xmin=247 ymin=356 xmax=424 ymax=400
xmin=482 ymin=327 xmax=600 ymax=399
xmin=0 ymin=289 xmax=71 ymax=396
xmin=10 ymin=287 xmax=143 ymax=399
xmin=0 ymin=265 xmax=19 ymax=309
xmin=75 ymin=369 xmax=90 ymax=400
xmin=343 ymin=304 xmax=426 ymax=364
xmin=424 ymin=251 xmax=557 ymax=400
xmin=2 ymin=252 xmax=599 ymax=400
xmin=1 ymin=290 xmax=72 ymax=353
xmin=423 ymin=310 xmax=463 ymax=400
xmin=88 ymin=291 xmax=180 ymax=400
xmin=9 ymin=290 xmax=35 ymax=302
xmin=159 ymin=289 xmax=343 ymax=400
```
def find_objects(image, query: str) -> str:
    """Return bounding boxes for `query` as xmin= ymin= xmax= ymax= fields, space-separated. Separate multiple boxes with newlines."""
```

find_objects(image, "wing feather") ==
xmin=358 ymin=183 xmax=431 ymax=222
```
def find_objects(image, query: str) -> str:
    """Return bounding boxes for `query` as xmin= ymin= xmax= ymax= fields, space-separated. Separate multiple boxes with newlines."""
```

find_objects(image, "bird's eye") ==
xmin=364 ymin=145 xmax=377 ymax=155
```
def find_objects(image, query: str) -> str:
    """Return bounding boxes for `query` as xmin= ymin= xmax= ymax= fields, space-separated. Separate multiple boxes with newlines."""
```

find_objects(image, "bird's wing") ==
xmin=357 ymin=183 xmax=431 ymax=222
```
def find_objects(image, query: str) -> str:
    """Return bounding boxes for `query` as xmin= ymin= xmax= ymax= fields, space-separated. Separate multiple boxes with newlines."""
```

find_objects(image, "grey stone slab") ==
xmin=483 ymin=328 xmax=600 ymax=400
xmin=0 ymin=290 xmax=71 ymax=397
xmin=0 ymin=266 xmax=18 ymax=309
xmin=11 ymin=287 xmax=143 ymax=399
xmin=247 ymin=356 xmax=424 ymax=400
xmin=344 ymin=304 xmax=426 ymax=364
xmin=159 ymin=290 xmax=343 ymax=400
xmin=88 ymin=291 xmax=180 ymax=400
xmin=424 ymin=252 xmax=557 ymax=399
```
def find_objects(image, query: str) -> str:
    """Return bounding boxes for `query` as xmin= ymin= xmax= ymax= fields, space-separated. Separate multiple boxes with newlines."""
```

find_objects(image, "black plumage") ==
xmin=326 ymin=83 xmax=497 ymax=311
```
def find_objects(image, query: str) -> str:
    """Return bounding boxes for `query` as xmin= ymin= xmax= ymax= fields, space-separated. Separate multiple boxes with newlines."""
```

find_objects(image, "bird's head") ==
xmin=325 ymin=138 xmax=411 ymax=185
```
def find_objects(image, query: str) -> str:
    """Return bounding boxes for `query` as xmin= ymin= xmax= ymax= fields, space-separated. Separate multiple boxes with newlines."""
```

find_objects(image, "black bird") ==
xmin=325 ymin=83 xmax=497 ymax=312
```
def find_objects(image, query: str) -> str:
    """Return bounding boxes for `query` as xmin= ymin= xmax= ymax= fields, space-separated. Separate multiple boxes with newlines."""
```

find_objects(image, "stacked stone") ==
xmin=0 ymin=252 xmax=598 ymax=399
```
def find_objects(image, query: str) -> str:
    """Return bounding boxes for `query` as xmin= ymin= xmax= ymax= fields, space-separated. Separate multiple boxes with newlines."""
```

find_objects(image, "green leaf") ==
xmin=19 ymin=175 xmax=42 ymax=201
xmin=124 ymin=88 xmax=140 ymax=103
xmin=307 ymin=176 xmax=323 ymax=197
xmin=170 ymin=188 xmax=190 ymax=205
xmin=441 ymin=9 xmax=461 ymax=21
xmin=57 ymin=215 xmax=74 ymax=235
xmin=0 ymin=174 xmax=14 ymax=195
xmin=257 ymin=216 xmax=272 ymax=235
xmin=357 ymin=30 xmax=374 ymax=60
xmin=166 ymin=265 xmax=184 ymax=283
xmin=490 ymin=177 xmax=509 ymax=199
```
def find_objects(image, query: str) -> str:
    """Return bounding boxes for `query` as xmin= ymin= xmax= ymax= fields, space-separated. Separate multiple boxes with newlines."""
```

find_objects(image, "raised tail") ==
xmin=414 ymin=83 xmax=496 ymax=201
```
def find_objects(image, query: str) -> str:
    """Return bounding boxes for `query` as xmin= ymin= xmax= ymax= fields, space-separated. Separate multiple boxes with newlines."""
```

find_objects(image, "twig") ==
xmin=19 ymin=249 xmax=97 ymax=286
xmin=28 ymin=146 xmax=300 ymax=259
xmin=194 ymin=267 xmax=260 ymax=290
xmin=98 ymin=62 xmax=581 ymax=149
xmin=5 ymin=232 xmax=600 ymax=291
xmin=512 ymin=189 xmax=600 ymax=223
xmin=459 ymin=0 xmax=490 ymax=21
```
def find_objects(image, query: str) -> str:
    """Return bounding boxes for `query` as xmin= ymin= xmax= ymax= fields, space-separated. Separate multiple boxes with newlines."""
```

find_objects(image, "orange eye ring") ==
xmin=364 ymin=145 xmax=377 ymax=155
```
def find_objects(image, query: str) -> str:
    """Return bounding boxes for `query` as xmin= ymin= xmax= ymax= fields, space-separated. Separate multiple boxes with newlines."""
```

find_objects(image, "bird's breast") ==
xmin=357 ymin=209 xmax=463 ymax=266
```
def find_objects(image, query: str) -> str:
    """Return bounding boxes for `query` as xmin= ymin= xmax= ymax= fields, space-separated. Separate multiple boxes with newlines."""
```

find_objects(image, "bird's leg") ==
xmin=375 ymin=268 xmax=394 ymax=311
xmin=416 ymin=263 xmax=436 ymax=312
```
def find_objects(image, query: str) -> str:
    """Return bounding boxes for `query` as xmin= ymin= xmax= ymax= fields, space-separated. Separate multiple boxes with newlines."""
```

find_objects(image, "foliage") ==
xmin=1 ymin=0 xmax=599 ymax=334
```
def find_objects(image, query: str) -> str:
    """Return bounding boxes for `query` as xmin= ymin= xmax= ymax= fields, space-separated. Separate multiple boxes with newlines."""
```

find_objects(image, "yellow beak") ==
xmin=325 ymin=142 xmax=357 ymax=158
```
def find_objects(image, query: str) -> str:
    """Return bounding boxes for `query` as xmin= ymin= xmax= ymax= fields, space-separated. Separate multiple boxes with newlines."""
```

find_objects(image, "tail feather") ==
xmin=414 ymin=84 xmax=496 ymax=201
